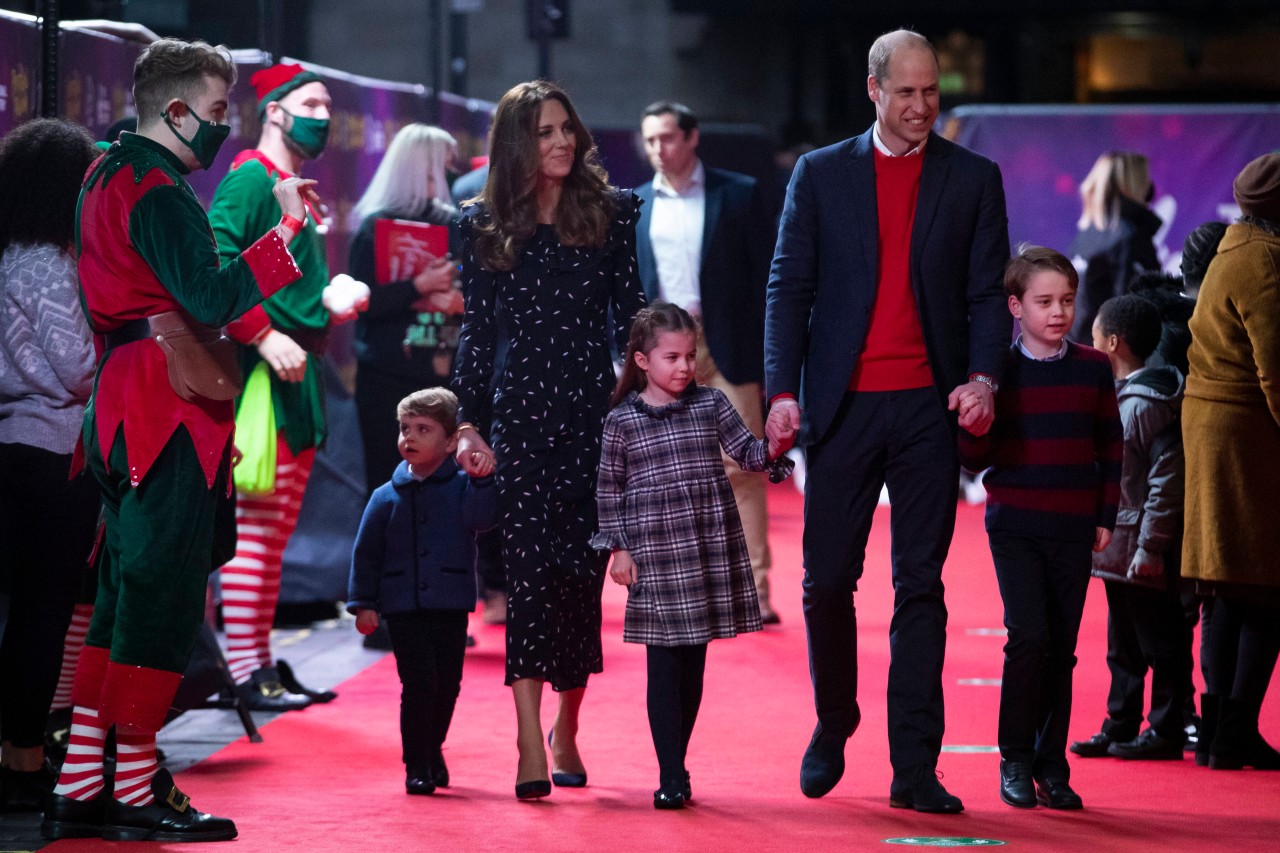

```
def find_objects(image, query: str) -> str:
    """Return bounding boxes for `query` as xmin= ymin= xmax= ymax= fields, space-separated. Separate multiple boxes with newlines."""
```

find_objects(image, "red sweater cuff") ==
xmin=226 ymin=304 xmax=272 ymax=344
xmin=769 ymin=392 xmax=797 ymax=407
xmin=242 ymin=227 xmax=303 ymax=301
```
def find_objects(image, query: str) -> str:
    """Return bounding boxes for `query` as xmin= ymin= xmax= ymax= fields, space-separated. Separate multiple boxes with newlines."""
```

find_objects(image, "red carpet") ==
xmin=50 ymin=485 xmax=1279 ymax=851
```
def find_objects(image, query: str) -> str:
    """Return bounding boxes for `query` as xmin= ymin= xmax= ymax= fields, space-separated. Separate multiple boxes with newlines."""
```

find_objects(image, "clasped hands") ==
xmin=412 ymin=254 xmax=462 ymax=314
xmin=454 ymin=428 xmax=496 ymax=478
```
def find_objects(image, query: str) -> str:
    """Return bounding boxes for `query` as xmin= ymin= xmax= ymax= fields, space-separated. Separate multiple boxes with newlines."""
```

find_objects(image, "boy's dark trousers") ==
xmin=1100 ymin=580 xmax=1192 ymax=743
xmin=386 ymin=610 xmax=470 ymax=768
xmin=990 ymin=532 xmax=1092 ymax=781
xmin=646 ymin=643 xmax=708 ymax=783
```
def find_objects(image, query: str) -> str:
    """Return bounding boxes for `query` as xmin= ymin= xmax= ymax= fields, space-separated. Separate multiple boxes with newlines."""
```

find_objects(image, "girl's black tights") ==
xmin=646 ymin=643 xmax=708 ymax=782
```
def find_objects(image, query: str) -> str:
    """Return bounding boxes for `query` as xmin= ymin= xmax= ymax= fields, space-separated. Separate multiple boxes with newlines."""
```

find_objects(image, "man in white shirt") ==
xmin=635 ymin=101 xmax=779 ymax=622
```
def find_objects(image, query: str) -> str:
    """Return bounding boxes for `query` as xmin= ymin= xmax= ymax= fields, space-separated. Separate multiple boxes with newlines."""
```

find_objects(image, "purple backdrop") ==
xmin=0 ymin=13 xmax=40 ymax=137
xmin=947 ymin=105 xmax=1280 ymax=272
xmin=58 ymin=24 xmax=142 ymax=139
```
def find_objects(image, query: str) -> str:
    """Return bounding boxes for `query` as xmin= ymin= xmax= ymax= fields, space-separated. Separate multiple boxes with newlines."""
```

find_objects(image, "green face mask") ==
xmin=281 ymin=109 xmax=330 ymax=159
xmin=162 ymin=104 xmax=231 ymax=171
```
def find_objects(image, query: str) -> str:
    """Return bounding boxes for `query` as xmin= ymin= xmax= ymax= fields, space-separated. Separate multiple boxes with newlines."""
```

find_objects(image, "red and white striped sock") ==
xmin=51 ymin=706 xmax=106 ymax=801
xmin=112 ymin=730 xmax=159 ymax=806
xmin=50 ymin=604 xmax=94 ymax=711
xmin=221 ymin=441 xmax=313 ymax=684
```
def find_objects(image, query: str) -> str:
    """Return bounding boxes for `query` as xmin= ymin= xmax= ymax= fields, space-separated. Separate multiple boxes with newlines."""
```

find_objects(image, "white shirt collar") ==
xmin=872 ymin=123 xmax=926 ymax=157
xmin=653 ymin=159 xmax=705 ymax=196
xmin=1016 ymin=334 xmax=1069 ymax=362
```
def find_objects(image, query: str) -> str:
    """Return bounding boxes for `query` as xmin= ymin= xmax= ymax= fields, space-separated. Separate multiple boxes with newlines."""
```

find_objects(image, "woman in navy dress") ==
xmin=452 ymin=80 xmax=647 ymax=800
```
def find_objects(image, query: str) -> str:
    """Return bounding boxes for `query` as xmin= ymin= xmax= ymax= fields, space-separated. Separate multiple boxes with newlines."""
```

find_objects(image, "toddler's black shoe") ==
xmin=406 ymin=766 xmax=436 ymax=795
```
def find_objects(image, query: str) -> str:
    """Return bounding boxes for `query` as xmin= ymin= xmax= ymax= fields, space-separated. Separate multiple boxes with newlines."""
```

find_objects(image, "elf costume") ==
xmin=44 ymin=130 xmax=301 ymax=842
xmin=207 ymin=63 xmax=336 ymax=707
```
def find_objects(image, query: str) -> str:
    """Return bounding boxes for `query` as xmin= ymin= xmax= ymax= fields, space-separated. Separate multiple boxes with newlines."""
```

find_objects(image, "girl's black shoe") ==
xmin=653 ymin=777 xmax=686 ymax=810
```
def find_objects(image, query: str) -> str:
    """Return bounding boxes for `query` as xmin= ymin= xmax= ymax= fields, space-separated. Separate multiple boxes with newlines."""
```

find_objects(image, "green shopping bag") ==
xmin=233 ymin=361 xmax=277 ymax=496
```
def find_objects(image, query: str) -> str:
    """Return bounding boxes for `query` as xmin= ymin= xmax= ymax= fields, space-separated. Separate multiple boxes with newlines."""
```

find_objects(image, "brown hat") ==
xmin=1233 ymin=153 xmax=1280 ymax=223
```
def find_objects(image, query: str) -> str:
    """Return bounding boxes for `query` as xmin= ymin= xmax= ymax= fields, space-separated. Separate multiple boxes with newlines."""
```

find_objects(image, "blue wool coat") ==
xmin=347 ymin=458 xmax=498 ymax=615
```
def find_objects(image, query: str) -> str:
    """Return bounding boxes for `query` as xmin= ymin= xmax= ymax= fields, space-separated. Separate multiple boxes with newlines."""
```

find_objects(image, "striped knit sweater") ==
xmin=959 ymin=341 xmax=1122 ymax=544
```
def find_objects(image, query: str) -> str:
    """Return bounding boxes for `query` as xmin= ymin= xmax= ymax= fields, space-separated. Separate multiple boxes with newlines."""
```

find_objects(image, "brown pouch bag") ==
xmin=149 ymin=310 xmax=244 ymax=402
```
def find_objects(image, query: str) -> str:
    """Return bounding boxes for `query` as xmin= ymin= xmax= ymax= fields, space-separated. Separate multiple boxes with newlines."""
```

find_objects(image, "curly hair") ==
xmin=471 ymin=80 xmax=613 ymax=272
xmin=1096 ymin=294 xmax=1163 ymax=362
xmin=133 ymin=38 xmax=236 ymax=127
xmin=0 ymin=118 xmax=96 ymax=253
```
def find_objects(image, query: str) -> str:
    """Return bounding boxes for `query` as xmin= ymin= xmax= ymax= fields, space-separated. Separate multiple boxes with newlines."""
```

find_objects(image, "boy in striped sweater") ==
xmin=960 ymin=245 xmax=1122 ymax=812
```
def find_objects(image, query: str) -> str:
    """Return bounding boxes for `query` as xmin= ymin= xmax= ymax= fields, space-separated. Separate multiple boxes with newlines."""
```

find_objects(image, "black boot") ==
xmin=1209 ymin=697 xmax=1280 ymax=770
xmin=238 ymin=666 xmax=312 ymax=712
xmin=1195 ymin=694 xmax=1219 ymax=767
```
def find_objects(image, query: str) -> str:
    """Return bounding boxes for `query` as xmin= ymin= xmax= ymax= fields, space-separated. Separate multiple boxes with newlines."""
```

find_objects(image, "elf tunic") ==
xmin=74 ymin=133 xmax=301 ymax=732
xmin=208 ymin=150 xmax=328 ymax=453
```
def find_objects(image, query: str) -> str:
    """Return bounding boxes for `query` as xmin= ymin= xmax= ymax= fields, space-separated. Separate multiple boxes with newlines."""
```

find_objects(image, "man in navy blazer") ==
xmin=636 ymin=102 xmax=780 ymax=621
xmin=765 ymin=30 xmax=1010 ymax=811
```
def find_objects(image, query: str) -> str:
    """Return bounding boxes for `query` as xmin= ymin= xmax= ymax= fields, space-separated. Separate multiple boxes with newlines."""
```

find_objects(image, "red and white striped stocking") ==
xmin=111 ymin=729 xmax=159 ymax=806
xmin=50 ymin=604 xmax=94 ymax=712
xmin=221 ymin=438 xmax=314 ymax=684
xmin=51 ymin=706 xmax=106 ymax=801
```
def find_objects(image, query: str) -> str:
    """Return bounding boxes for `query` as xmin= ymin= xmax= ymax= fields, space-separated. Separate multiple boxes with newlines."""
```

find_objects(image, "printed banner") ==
xmin=947 ymin=104 xmax=1280 ymax=272
xmin=0 ymin=13 xmax=39 ymax=138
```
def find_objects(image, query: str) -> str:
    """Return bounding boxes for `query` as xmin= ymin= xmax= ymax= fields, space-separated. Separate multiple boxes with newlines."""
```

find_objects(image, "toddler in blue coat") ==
xmin=348 ymin=388 xmax=497 ymax=795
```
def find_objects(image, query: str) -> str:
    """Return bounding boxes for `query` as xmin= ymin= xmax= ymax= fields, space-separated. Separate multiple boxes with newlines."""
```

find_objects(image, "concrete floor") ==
xmin=0 ymin=617 xmax=381 ymax=851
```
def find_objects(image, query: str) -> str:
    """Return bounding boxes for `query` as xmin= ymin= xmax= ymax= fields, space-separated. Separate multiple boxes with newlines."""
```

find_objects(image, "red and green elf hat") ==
xmin=249 ymin=63 xmax=324 ymax=117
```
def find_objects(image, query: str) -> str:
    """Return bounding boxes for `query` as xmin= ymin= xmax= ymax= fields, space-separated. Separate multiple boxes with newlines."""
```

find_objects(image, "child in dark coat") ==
xmin=1070 ymin=294 xmax=1189 ymax=761
xmin=348 ymin=388 xmax=497 ymax=795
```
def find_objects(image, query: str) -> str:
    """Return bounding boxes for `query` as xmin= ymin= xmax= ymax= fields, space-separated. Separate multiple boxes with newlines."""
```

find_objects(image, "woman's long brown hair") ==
xmin=609 ymin=302 xmax=699 ymax=410
xmin=472 ymin=80 xmax=614 ymax=272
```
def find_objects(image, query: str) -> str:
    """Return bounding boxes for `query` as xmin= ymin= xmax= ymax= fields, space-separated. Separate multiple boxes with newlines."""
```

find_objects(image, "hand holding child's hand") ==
xmin=455 ymin=429 xmax=495 ymax=477
xmin=609 ymin=550 xmax=636 ymax=587
xmin=765 ymin=399 xmax=800 ymax=457
xmin=950 ymin=381 xmax=995 ymax=435
xmin=355 ymin=608 xmax=380 ymax=636
xmin=1093 ymin=527 xmax=1112 ymax=553
xmin=468 ymin=449 xmax=495 ymax=477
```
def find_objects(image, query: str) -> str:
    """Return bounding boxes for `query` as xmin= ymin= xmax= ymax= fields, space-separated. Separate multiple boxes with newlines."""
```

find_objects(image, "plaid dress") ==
xmin=593 ymin=386 xmax=766 ymax=646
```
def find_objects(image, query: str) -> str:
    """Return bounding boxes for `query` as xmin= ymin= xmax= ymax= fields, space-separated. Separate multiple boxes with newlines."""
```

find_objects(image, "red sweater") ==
xmin=849 ymin=149 xmax=934 ymax=392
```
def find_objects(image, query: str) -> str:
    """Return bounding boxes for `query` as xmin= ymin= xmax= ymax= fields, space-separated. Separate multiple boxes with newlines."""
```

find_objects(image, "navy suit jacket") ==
xmin=636 ymin=167 xmax=771 ymax=386
xmin=765 ymin=128 xmax=1011 ymax=445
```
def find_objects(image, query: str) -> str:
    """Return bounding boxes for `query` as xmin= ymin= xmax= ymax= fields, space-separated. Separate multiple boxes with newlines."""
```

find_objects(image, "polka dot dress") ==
xmin=453 ymin=191 xmax=647 ymax=691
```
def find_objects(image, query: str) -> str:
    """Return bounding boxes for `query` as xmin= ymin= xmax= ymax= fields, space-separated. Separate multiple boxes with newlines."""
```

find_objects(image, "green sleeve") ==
xmin=208 ymin=161 xmax=278 ymax=267
xmin=128 ymin=184 xmax=285 ymax=328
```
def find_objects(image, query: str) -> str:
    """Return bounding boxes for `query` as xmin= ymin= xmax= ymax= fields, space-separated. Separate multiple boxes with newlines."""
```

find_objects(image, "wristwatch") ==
xmin=969 ymin=373 xmax=999 ymax=393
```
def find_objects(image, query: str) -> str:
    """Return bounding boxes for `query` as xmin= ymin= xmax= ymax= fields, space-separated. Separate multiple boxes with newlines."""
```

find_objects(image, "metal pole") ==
xmin=536 ymin=4 xmax=552 ymax=80
xmin=449 ymin=7 xmax=468 ymax=96
xmin=40 ymin=0 xmax=60 ymax=117
xmin=429 ymin=0 xmax=443 ymax=121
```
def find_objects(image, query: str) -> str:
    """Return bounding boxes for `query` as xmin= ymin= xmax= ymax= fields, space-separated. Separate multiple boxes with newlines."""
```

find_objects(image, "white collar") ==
xmin=872 ymin=123 xmax=926 ymax=157
xmin=653 ymin=159 xmax=705 ymax=196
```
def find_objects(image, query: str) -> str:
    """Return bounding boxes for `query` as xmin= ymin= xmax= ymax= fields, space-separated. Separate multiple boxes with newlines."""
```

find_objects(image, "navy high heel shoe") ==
xmin=547 ymin=731 xmax=587 ymax=787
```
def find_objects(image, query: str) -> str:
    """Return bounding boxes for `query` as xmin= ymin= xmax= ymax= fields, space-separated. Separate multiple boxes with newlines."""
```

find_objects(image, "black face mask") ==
xmin=163 ymin=103 xmax=231 ymax=170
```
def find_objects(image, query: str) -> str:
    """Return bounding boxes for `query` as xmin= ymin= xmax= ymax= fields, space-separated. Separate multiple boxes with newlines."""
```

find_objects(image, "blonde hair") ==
xmin=1077 ymin=151 xmax=1152 ymax=231
xmin=350 ymin=124 xmax=457 ymax=228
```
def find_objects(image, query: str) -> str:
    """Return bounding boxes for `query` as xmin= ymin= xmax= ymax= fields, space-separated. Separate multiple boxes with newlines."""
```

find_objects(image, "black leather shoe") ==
xmin=653 ymin=777 xmax=686 ymax=810
xmin=1 ymin=762 xmax=56 ymax=811
xmin=799 ymin=726 xmax=847 ymax=798
xmin=998 ymin=760 xmax=1036 ymax=808
xmin=101 ymin=769 xmax=237 ymax=841
xmin=239 ymin=667 xmax=312 ymax=712
xmin=548 ymin=731 xmax=587 ymax=787
xmin=515 ymin=779 xmax=551 ymax=800
xmin=1107 ymin=729 xmax=1184 ymax=760
xmin=1035 ymin=777 xmax=1083 ymax=810
xmin=405 ymin=766 xmax=436 ymax=796
xmin=889 ymin=768 xmax=964 ymax=814
xmin=1069 ymin=732 xmax=1115 ymax=758
xmin=275 ymin=659 xmax=337 ymax=703
xmin=426 ymin=750 xmax=450 ymax=788
xmin=682 ymin=770 xmax=693 ymax=803
xmin=41 ymin=791 xmax=107 ymax=839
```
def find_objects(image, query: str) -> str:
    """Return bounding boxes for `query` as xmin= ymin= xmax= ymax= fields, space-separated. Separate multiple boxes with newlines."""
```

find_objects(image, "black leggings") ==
xmin=646 ymin=643 xmax=708 ymax=783
xmin=1200 ymin=593 xmax=1280 ymax=701
xmin=0 ymin=442 xmax=99 ymax=747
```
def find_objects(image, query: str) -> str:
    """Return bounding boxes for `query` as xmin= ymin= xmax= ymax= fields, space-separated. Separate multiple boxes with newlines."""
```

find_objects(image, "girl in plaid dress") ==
xmin=593 ymin=303 xmax=790 ymax=810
